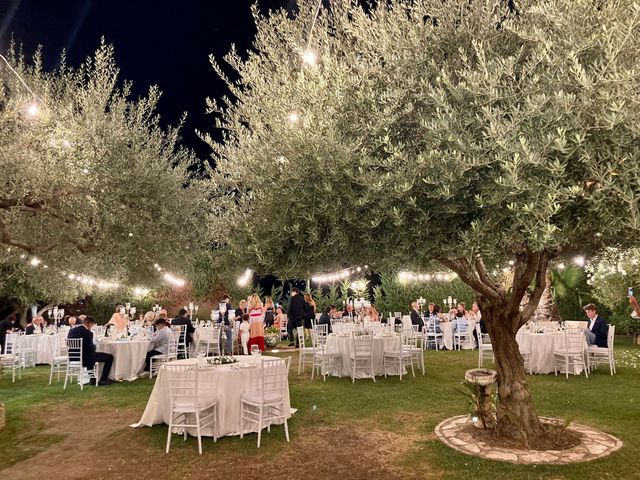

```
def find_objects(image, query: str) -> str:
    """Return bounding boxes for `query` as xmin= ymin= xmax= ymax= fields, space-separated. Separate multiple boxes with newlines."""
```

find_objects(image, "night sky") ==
xmin=0 ymin=0 xmax=296 ymax=160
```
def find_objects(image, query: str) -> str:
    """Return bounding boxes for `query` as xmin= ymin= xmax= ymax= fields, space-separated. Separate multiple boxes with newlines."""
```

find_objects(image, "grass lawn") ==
xmin=1 ymin=337 xmax=639 ymax=480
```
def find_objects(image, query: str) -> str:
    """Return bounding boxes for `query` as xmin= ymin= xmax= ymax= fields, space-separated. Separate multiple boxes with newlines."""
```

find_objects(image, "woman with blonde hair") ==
xmin=142 ymin=311 xmax=156 ymax=327
xmin=263 ymin=296 xmax=275 ymax=327
xmin=107 ymin=305 xmax=128 ymax=333
xmin=247 ymin=293 xmax=265 ymax=352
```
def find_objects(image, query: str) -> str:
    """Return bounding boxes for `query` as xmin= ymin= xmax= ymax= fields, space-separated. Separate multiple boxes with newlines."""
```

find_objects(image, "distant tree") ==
xmin=0 ymin=42 xmax=212 ymax=306
xmin=208 ymin=0 xmax=640 ymax=444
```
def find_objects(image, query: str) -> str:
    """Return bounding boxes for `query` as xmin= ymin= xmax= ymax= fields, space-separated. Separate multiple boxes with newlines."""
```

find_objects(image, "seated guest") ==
xmin=318 ymin=305 xmax=335 ymax=333
xmin=142 ymin=318 xmax=171 ymax=374
xmin=274 ymin=306 xmax=285 ymax=329
xmin=583 ymin=303 xmax=608 ymax=347
xmin=68 ymin=316 xmax=114 ymax=385
xmin=26 ymin=316 xmax=45 ymax=335
xmin=425 ymin=310 xmax=442 ymax=333
xmin=68 ymin=317 xmax=79 ymax=327
xmin=107 ymin=305 xmax=128 ymax=333
xmin=172 ymin=308 xmax=195 ymax=347
xmin=467 ymin=302 xmax=482 ymax=322
xmin=235 ymin=300 xmax=247 ymax=320
xmin=427 ymin=303 xmax=436 ymax=317
xmin=342 ymin=304 xmax=356 ymax=320
xmin=142 ymin=311 xmax=156 ymax=327
xmin=410 ymin=302 xmax=424 ymax=332
xmin=455 ymin=303 xmax=467 ymax=318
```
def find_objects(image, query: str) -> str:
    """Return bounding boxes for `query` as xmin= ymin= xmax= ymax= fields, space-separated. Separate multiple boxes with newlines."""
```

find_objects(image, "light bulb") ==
xmin=302 ymin=50 xmax=317 ymax=66
xmin=287 ymin=112 xmax=300 ymax=124
xmin=25 ymin=102 xmax=40 ymax=118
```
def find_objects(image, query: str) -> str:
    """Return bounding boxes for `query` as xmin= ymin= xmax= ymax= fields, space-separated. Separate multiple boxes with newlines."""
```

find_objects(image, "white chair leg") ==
xmin=196 ymin=410 xmax=202 ymax=455
xmin=256 ymin=407 xmax=263 ymax=448
xmin=165 ymin=412 xmax=173 ymax=453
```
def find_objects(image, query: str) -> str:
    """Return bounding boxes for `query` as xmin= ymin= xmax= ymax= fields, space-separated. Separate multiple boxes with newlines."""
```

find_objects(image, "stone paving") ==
xmin=434 ymin=415 xmax=623 ymax=465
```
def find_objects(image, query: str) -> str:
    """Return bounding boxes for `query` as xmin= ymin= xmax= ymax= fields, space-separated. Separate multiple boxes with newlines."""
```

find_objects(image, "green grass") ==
xmin=1 ymin=337 xmax=640 ymax=479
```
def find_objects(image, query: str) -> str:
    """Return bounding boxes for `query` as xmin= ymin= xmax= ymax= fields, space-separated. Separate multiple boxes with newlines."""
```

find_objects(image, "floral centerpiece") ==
xmin=207 ymin=355 xmax=238 ymax=365
xmin=265 ymin=326 xmax=280 ymax=348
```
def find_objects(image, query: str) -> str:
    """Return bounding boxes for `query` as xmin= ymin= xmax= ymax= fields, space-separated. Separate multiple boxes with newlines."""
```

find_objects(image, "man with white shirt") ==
xmin=583 ymin=303 xmax=609 ymax=348
xmin=142 ymin=318 xmax=172 ymax=374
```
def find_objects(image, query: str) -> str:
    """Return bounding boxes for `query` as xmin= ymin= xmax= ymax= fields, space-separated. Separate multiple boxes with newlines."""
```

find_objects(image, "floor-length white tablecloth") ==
xmin=35 ymin=333 xmax=66 ymax=364
xmin=134 ymin=356 xmax=291 ymax=438
xmin=440 ymin=320 xmax=477 ymax=350
xmin=96 ymin=340 xmax=150 ymax=381
xmin=517 ymin=332 xmax=588 ymax=374
xmin=325 ymin=334 xmax=401 ymax=378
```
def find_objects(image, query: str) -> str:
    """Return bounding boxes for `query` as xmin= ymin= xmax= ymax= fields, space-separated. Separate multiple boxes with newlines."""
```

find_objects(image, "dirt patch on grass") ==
xmin=1 ymin=405 xmax=441 ymax=480
xmin=462 ymin=422 xmax=582 ymax=451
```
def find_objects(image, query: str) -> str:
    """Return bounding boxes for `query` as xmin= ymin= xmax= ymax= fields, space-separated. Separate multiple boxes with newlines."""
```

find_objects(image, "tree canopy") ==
xmin=1 ymin=42 xmax=212 ymax=303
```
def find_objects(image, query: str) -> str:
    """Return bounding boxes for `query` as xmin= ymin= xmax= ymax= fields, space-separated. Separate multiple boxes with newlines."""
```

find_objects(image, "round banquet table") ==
xmin=439 ymin=320 xmax=477 ymax=350
xmin=96 ymin=339 xmax=150 ymax=381
xmin=34 ymin=333 xmax=66 ymax=364
xmin=325 ymin=333 xmax=401 ymax=378
xmin=133 ymin=356 xmax=292 ymax=438
xmin=516 ymin=331 xmax=588 ymax=374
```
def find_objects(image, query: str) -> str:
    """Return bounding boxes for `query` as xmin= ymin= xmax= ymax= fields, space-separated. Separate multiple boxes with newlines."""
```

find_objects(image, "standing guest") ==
xmin=247 ymin=294 xmax=265 ymax=352
xmin=67 ymin=316 xmax=114 ymax=385
xmin=141 ymin=318 xmax=171 ymax=375
xmin=235 ymin=299 xmax=247 ymax=320
xmin=172 ymin=308 xmax=195 ymax=349
xmin=318 ymin=305 xmax=335 ymax=333
xmin=218 ymin=295 xmax=234 ymax=355
xmin=583 ymin=304 xmax=609 ymax=347
xmin=410 ymin=301 xmax=424 ymax=332
xmin=303 ymin=293 xmax=316 ymax=341
xmin=287 ymin=287 xmax=306 ymax=347
xmin=240 ymin=313 xmax=251 ymax=355
xmin=107 ymin=305 xmax=128 ymax=333
xmin=264 ymin=296 xmax=276 ymax=327
xmin=274 ymin=306 xmax=285 ymax=329
xmin=369 ymin=305 xmax=380 ymax=322
xmin=26 ymin=316 xmax=45 ymax=334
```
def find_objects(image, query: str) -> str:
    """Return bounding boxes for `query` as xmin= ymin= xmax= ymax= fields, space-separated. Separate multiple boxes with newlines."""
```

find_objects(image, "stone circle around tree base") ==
xmin=435 ymin=415 xmax=623 ymax=465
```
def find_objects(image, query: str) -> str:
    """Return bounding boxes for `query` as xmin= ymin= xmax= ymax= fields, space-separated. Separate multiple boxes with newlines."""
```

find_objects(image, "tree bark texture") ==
xmin=439 ymin=247 xmax=554 ymax=446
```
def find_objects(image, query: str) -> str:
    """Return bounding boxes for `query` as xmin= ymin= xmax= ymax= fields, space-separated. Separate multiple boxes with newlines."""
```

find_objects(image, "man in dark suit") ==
xmin=287 ymin=287 xmax=306 ymax=347
xmin=342 ymin=304 xmax=356 ymax=320
xmin=583 ymin=304 xmax=609 ymax=348
xmin=25 ymin=316 xmax=45 ymax=335
xmin=0 ymin=314 xmax=22 ymax=354
xmin=218 ymin=296 xmax=233 ymax=355
xmin=171 ymin=308 xmax=195 ymax=349
xmin=318 ymin=305 xmax=335 ymax=333
xmin=409 ymin=301 xmax=424 ymax=332
xmin=67 ymin=316 xmax=114 ymax=385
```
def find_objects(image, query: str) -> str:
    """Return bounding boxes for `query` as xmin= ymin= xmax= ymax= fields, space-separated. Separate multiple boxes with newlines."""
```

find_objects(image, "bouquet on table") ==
xmin=207 ymin=355 xmax=238 ymax=365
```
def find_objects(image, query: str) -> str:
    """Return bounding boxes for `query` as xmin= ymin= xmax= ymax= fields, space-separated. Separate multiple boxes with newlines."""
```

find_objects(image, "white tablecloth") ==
xmin=517 ymin=332 xmax=588 ymax=374
xmin=134 ymin=356 xmax=291 ymax=438
xmin=325 ymin=334 xmax=401 ymax=378
xmin=96 ymin=340 xmax=150 ymax=381
xmin=440 ymin=320 xmax=477 ymax=350
xmin=34 ymin=333 xmax=65 ymax=364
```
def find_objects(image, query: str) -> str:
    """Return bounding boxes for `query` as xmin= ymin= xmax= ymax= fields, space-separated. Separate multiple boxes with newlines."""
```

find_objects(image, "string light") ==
xmin=573 ymin=256 xmax=586 ymax=267
xmin=25 ymin=102 xmax=40 ymax=118
xmin=287 ymin=111 xmax=300 ymax=124
xmin=397 ymin=271 xmax=456 ymax=283
xmin=163 ymin=272 xmax=186 ymax=287
xmin=302 ymin=50 xmax=317 ymax=66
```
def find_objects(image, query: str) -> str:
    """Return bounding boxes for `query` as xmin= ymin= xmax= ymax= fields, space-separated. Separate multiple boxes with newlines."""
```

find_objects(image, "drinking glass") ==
xmin=250 ymin=345 xmax=260 ymax=356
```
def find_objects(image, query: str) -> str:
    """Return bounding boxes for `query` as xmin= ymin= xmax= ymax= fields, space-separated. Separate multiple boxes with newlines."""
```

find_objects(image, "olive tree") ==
xmin=208 ymin=0 xmax=640 ymax=444
xmin=1 ymin=42 xmax=212 ymax=305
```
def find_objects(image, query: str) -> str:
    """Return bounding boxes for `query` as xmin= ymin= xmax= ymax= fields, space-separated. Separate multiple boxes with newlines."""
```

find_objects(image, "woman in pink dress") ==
xmin=247 ymin=294 xmax=265 ymax=352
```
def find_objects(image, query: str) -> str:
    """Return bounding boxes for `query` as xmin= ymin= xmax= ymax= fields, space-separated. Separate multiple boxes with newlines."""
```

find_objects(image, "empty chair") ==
xmin=311 ymin=323 xmax=342 ymax=381
xmin=49 ymin=334 xmax=69 ymax=384
xmin=297 ymin=326 xmax=314 ymax=374
xmin=18 ymin=335 xmax=38 ymax=368
xmin=403 ymin=328 xmax=425 ymax=375
xmin=196 ymin=326 xmax=221 ymax=357
xmin=0 ymin=334 xmax=22 ymax=382
xmin=476 ymin=324 xmax=493 ymax=368
xmin=553 ymin=329 xmax=589 ymax=379
xmin=165 ymin=364 xmax=217 ymax=454
xmin=173 ymin=325 xmax=189 ymax=359
xmin=383 ymin=332 xmax=415 ymax=380
xmin=350 ymin=331 xmax=375 ymax=383
xmin=64 ymin=338 xmax=98 ymax=390
xmin=587 ymin=324 xmax=616 ymax=375
xmin=240 ymin=357 xmax=291 ymax=448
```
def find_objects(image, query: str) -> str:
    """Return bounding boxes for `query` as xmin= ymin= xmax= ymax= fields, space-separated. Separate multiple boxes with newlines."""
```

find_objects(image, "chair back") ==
xmin=66 ymin=337 xmax=83 ymax=366
xmin=351 ymin=331 xmax=373 ymax=355
xmin=260 ymin=357 xmax=291 ymax=402
xmin=167 ymin=334 xmax=179 ymax=360
xmin=54 ymin=333 xmax=69 ymax=357
xmin=453 ymin=318 xmax=469 ymax=333
xmin=562 ymin=329 xmax=585 ymax=352
xmin=173 ymin=324 xmax=187 ymax=344
xmin=312 ymin=324 xmax=329 ymax=348
xmin=296 ymin=326 xmax=306 ymax=348
xmin=475 ymin=324 xmax=491 ymax=348
xmin=4 ymin=333 xmax=22 ymax=355
xmin=165 ymin=364 xmax=199 ymax=408
xmin=425 ymin=317 xmax=439 ymax=335
xmin=401 ymin=330 xmax=417 ymax=350
xmin=607 ymin=324 xmax=615 ymax=350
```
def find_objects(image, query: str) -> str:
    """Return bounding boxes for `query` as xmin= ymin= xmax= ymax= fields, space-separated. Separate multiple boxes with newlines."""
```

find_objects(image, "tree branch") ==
xmin=0 ymin=215 xmax=57 ymax=254
xmin=438 ymin=256 xmax=502 ymax=304
xmin=520 ymin=252 xmax=553 ymax=323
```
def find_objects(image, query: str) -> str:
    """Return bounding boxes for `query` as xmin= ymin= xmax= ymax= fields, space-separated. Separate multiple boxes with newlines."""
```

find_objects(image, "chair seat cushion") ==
xmin=172 ymin=398 xmax=217 ymax=412
xmin=385 ymin=350 xmax=412 ymax=358
xmin=241 ymin=391 xmax=283 ymax=405
xmin=587 ymin=346 xmax=608 ymax=353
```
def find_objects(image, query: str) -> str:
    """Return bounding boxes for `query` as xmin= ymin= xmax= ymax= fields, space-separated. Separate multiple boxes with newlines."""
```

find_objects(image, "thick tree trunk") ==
xmin=532 ymin=271 xmax=561 ymax=323
xmin=482 ymin=301 xmax=544 ymax=446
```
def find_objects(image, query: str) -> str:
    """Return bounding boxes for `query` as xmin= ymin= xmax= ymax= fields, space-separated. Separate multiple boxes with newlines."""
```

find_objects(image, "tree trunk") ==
xmin=532 ymin=271 xmax=561 ymax=323
xmin=482 ymin=301 xmax=544 ymax=446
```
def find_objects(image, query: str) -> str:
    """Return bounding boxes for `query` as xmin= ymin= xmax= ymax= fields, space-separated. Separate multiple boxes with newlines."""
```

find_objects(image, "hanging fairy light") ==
xmin=301 ymin=50 xmax=318 ymax=66
xmin=397 ymin=271 xmax=456 ymax=283
xmin=237 ymin=268 xmax=253 ymax=287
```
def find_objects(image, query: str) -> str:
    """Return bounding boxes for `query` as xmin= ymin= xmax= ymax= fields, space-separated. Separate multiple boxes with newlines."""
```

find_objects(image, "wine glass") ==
xmin=250 ymin=345 xmax=260 ymax=356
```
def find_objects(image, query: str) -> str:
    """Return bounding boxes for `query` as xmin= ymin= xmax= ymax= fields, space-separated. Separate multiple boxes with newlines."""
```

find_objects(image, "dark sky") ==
xmin=0 ymin=0 xmax=296 ymax=160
